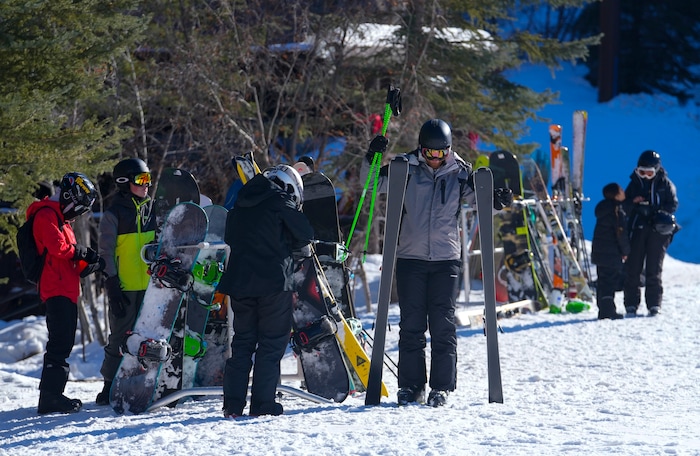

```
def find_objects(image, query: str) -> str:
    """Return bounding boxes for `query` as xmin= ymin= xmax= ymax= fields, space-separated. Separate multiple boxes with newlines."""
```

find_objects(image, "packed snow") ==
xmin=2 ymin=63 xmax=699 ymax=455
xmin=1 ymin=253 xmax=699 ymax=455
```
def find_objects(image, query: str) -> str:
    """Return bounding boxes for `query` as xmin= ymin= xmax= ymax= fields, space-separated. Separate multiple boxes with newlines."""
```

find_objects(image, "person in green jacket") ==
xmin=95 ymin=158 xmax=156 ymax=405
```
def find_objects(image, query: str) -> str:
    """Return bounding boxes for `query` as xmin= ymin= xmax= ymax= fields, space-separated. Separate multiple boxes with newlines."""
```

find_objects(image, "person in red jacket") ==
xmin=27 ymin=172 xmax=104 ymax=414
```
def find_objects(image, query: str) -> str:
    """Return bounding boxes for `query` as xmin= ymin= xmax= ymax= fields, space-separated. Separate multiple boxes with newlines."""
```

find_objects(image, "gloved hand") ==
xmin=365 ymin=135 xmax=388 ymax=164
xmin=80 ymin=257 xmax=106 ymax=278
xmin=73 ymin=244 xmax=100 ymax=263
xmin=105 ymin=275 xmax=127 ymax=319
xmin=493 ymin=187 xmax=514 ymax=210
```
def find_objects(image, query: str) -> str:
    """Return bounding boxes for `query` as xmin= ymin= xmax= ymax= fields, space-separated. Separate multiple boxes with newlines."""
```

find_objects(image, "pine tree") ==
xmin=0 ymin=0 xmax=145 ymax=253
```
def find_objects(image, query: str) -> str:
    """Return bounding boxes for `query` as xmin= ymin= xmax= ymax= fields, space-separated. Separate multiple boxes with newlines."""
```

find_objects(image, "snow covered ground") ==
xmin=1 ymin=252 xmax=699 ymax=455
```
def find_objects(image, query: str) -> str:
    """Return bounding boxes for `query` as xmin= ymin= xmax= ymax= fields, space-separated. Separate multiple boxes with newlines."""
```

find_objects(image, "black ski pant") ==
xmin=624 ymin=225 xmax=671 ymax=310
xmin=223 ymin=291 xmax=293 ymax=415
xmin=395 ymin=259 xmax=459 ymax=392
xmin=39 ymin=296 xmax=77 ymax=394
xmin=596 ymin=264 xmax=623 ymax=317
xmin=100 ymin=290 xmax=145 ymax=382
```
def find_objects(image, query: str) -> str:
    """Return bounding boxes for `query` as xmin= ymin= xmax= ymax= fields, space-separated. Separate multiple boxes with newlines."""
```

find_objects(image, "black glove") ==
xmin=73 ymin=244 xmax=100 ymax=263
xmin=105 ymin=275 xmax=127 ymax=319
xmin=80 ymin=257 xmax=106 ymax=278
xmin=493 ymin=188 xmax=514 ymax=210
xmin=366 ymin=135 xmax=388 ymax=163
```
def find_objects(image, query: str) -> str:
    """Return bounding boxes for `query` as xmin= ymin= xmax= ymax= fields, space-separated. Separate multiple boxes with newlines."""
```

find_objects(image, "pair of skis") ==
xmin=365 ymin=161 xmax=503 ymax=405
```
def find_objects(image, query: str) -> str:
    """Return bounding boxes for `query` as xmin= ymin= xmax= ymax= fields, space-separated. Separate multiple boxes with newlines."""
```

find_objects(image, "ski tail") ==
xmin=572 ymin=111 xmax=588 ymax=196
xmin=365 ymin=157 xmax=409 ymax=406
xmin=474 ymin=167 xmax=504 ymax=404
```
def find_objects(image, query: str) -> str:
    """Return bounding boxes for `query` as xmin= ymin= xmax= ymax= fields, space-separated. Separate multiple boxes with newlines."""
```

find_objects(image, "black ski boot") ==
xmin=397 ymin=385 xmax=426 ymax=406
xmin=38 ymin=391 xmax=82 ymax=415
xmin=95 ymin=381 xmax=112 ymax=406
xmin=250 ymin=402 xmax=284 ymax=417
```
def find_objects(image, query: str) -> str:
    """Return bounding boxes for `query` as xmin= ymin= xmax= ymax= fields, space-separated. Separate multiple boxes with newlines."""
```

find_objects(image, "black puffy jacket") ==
xmin=623 ymin=167 xmax=678 ymax=232
xmin=591 ymin=198 xmax=630 ymax=268
xmin=217 ymin=174 xmax=314 ymax=299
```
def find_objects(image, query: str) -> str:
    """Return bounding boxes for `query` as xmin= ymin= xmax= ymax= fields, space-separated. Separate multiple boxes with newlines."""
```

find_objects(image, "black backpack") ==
xmin=16 ymin=207 xmax=63 ymax=285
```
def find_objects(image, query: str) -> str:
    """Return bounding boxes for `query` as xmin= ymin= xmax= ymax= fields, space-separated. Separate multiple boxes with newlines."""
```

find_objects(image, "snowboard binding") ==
xmin=184 ymin=330 xmax=208 ymax=359
xmin=148 ymin=255 xmax=194 ymax=291
xmin=291 ymin=315 xmax=337 ymax=354
xmin=120 ymin=332 xmax=173 ymax=369
xmin=314 ymin=241 xmax=350 ymax=263
xmin=193 ymin=259 xmax=224 ymax=286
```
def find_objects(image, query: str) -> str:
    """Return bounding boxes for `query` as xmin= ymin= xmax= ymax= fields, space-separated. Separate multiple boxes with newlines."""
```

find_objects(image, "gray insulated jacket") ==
xmin=363 ymin=148 xmax=475 ymax=261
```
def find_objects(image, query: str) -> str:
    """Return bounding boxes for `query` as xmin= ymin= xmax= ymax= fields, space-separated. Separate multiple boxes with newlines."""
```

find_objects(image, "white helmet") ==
xmin=263 ymin=164 xmax=304 ymax=210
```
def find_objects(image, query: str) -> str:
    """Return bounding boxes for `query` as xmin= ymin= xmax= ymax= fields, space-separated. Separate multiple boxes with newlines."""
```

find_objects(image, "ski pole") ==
xmin=345 ymin=85 xmax=401 ymax=258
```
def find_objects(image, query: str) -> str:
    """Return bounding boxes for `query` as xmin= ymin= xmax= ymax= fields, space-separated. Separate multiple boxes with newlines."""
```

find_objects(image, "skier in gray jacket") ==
xmin=364 ymin=119 xmax=511 ymax=407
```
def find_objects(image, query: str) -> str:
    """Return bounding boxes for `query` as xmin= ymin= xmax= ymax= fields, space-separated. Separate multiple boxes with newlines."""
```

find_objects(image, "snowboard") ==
xmin=309 ymin=248 xmax=388 ymax=397
xmin=489 ymin=150 xmax=544 ymax=308
xmin=153 ymin=168 xmax=201 ymax=228
xmin=110 ymin=202 xmax=208 ymax=414
xmin=195 ymin=291 xmax=231 ymax=387
xmin=181 ymin=205 xmax=229 ymax=390
xmin=302 ymin=172 xmax=356 ymax=319
xmin=291 ymin=255 xmax=351 ymax=402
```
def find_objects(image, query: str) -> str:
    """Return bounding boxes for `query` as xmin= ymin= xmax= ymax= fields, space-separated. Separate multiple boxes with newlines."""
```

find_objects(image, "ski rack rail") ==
xmin=146 ymin=385 xmax=333 ymax=412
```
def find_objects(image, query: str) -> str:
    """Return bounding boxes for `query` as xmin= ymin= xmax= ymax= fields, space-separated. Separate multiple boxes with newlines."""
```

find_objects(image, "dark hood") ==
xmin=235 ymin=174 xmax=281 ymax=208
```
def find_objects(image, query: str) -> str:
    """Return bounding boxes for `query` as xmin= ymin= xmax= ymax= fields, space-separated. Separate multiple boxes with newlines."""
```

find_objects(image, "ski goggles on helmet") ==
xmin=132 ymin=172 xmax=152 ymax=186
xmin=636 ymin=166 xmax=656 ymax=179
xmin=421 ymin=146 xmax=450 ymax=161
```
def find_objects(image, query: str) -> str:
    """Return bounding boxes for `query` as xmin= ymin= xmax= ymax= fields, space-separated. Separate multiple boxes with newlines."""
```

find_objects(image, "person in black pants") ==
xmin=28 ymin=172 xmax=103 ymax=414
xmin=623 ymin=150 xmax=679 ymax=317
xmin=96 ymin=158 xmax=156 ymax=405
xmin=218 ymin=164 xmax=313 ymax=418
xmin=363 ymin=119 xmax=512 ymax=407
xmin=591 ymin=183 xmax=630 ymax=320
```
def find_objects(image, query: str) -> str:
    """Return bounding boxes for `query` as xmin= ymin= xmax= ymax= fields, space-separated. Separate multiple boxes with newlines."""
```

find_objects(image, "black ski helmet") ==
xmin=419 ymin=119 xmax=452 ymax=150
xmin=59 ymin=172 xmax=97 ymax=221
xmin=653 ymin=210 xmax=676 ymax=235
xmin=637 ymin=150 xmax=661 ymax=170
xmin=113 ymin=158 xmax=150 ymax=192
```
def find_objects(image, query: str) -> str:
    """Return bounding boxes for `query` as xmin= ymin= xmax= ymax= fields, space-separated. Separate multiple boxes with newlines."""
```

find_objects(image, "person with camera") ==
xmin=623 ymin=150 xmax=679 ymax=317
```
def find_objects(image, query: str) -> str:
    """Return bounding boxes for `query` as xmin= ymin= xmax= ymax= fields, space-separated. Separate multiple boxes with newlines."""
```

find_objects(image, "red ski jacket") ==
xmin=27 ymin=199 xmax=85 ymax=304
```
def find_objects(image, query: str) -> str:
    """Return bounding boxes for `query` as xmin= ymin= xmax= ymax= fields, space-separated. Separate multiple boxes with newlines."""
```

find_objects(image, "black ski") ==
xmin=474 ymin=167 xmax=504 ymax=404
xmin=365 ymin=156 xmax=409 ymax=406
